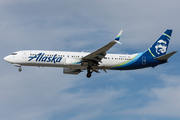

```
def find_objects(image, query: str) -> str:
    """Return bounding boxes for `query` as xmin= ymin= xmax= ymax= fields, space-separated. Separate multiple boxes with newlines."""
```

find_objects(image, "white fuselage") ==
xmin=4 ymin=50 xmax=137 ymax=70
xmin=4 ymin=29 xmax=175 ymax=78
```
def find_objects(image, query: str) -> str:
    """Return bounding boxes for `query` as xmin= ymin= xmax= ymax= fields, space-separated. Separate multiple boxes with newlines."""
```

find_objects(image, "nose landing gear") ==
xmin=18 ymin=67 xmax=22 ymax=72
xmin=13 ymin=64 xmax=22 ymax=72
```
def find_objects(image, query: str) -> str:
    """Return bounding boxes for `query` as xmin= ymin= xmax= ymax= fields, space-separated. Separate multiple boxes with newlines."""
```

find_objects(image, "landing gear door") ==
xmin=142 ymin=56 xmax=146 ymax=65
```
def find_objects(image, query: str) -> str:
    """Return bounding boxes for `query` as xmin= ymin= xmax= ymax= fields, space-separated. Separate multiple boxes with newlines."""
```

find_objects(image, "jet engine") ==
xmin=63 ymin=68 xmax=82 ymax=75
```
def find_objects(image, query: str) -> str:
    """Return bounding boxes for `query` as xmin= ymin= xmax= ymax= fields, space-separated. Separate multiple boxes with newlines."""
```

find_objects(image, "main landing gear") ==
xmin=86 ymin=65 xmax=93 ymax=78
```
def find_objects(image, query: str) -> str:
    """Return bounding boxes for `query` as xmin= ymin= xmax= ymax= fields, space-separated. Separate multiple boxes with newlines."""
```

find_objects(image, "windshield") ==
xmin=12 ymin=53 xmax=17 ymax=55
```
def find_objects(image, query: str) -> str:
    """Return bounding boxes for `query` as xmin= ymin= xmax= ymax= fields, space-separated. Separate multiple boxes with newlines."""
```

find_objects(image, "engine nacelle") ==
xmin=63 ymin=68 xmax=82 ymax=75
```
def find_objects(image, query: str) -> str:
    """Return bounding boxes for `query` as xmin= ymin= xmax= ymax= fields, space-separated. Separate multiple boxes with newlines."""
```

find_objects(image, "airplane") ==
xmin=4 ymin=29 xmax=177 ymax=78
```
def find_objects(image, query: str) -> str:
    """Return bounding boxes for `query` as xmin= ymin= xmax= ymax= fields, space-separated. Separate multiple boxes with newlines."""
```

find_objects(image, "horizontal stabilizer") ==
xmin=155 ymin=51 xmax=177 ymax=61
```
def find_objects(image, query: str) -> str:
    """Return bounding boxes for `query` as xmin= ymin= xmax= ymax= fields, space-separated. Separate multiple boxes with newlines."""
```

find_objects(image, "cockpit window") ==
xmin=12 ymin=53 xmax=17 ymax=55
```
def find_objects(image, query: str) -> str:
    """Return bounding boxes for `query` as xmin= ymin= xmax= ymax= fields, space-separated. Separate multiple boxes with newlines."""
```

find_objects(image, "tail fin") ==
xmin=148 ymin=29 xmax=172 ymax=57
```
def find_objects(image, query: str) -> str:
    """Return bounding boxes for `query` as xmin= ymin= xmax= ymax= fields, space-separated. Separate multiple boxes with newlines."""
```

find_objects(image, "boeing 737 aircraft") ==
xmin=4 ymin=29 xmax=177 ymax=78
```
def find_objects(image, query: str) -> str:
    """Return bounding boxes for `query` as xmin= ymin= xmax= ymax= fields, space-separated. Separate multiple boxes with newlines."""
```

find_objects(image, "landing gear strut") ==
xmin=86 ymin=65 xmax=93 ymax=78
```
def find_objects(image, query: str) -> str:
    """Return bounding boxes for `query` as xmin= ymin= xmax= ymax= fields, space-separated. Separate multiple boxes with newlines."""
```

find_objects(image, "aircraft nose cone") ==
xmin=4 ymin=56 xmax=10 ymax=62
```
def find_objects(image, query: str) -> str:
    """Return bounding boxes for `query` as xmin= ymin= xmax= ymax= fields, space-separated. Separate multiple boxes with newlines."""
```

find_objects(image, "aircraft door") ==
xmin=22 ymin=52 xmax=27 ymax=59
xmin=142 ymin=56 xmax=146 ymax=65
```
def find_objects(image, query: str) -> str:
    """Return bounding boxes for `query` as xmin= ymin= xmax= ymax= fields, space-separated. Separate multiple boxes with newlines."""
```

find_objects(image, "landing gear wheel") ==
xmin=86 ymin=72 xmax=91 ymax=78
xmin=87 ymin=68 xmax=93 ymax=78
xmin=86 ymin=62 xmax=93 ymax=78
xmin=18 ymin=68 xmax=22 ymax=72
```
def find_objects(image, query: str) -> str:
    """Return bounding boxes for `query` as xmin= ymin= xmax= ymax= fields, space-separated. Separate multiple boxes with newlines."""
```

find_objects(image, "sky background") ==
xmin=1 ymin=0 xmax=180 ymax=120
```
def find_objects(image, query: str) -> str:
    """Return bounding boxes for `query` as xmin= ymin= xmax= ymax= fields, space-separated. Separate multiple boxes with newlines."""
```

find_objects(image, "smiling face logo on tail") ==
xmin=155 ymin=39 xmax=167 ymax=55
xmin=148 ymin=29 xmax=172 ymax=57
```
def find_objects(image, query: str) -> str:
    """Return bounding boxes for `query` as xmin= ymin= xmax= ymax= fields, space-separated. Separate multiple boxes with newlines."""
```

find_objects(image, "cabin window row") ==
xmin=104 ymin=57 xmax=131 ymax=60
xmin=30 ymin=54 xmax=65 ymax=57
xmin=30 ymin=54 xmax=84 ymax=58
xmin=30 ymin=54 xmax=131 ymax=60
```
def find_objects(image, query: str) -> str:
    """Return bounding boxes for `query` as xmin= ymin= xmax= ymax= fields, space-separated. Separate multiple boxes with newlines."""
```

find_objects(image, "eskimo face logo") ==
xmin=155 ymin=40 xmax=167 ymax=54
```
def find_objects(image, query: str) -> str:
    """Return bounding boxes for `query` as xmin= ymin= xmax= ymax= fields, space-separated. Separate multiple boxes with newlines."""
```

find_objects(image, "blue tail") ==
xmin=147 ymin=29 xmax=172 ymax=58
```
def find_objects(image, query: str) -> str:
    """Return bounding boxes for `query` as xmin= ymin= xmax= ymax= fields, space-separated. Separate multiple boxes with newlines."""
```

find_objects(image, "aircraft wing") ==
xmin=82 ymin=30 xmax=123 ymax=63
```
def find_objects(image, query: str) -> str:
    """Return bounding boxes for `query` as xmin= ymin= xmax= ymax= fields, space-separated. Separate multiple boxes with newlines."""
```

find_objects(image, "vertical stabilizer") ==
xmin=148 ymin=29 xmax=172 ymax=57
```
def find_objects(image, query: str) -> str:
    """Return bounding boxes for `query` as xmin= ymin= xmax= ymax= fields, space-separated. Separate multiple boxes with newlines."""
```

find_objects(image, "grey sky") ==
xmin=1 ymin=0 xmax=180 ymax=120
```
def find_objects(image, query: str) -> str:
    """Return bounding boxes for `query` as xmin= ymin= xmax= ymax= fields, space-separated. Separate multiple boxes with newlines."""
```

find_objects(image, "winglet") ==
xmin=114 ymin=30 xmax=123 ymax=41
